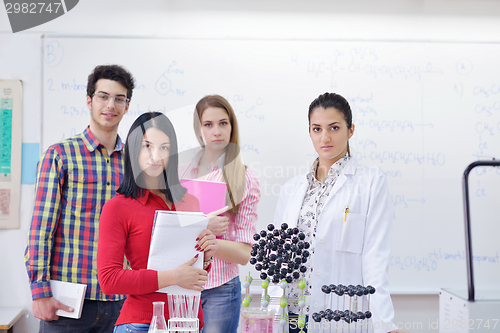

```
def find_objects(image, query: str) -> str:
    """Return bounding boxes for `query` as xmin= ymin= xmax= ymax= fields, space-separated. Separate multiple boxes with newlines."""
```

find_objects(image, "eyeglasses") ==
xmin=92 ymin=92 xmax=130 ymax=107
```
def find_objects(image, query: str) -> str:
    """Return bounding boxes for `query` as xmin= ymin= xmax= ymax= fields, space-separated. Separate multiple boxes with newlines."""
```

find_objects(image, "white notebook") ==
xmin=147 ymin=210 xmax=208 ymax=295
xmin=50 ymin=280 xmax=87 ymax=319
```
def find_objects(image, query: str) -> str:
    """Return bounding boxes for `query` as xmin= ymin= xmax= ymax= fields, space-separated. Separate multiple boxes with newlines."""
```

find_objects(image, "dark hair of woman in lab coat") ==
xmin=308 ymin=92 xmax=353 ymax=156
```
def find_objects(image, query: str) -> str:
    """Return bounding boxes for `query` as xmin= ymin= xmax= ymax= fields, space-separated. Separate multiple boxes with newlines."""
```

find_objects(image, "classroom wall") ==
xmin=1 ymin=1 xmax=500 ymax=332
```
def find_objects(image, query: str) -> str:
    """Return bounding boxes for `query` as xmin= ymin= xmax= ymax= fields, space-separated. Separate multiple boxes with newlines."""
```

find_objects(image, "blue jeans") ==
xmin=113 ymin=323 xmax=149 ymax=333
xmin=39 ymin=299 xmax=124 ymax=333
xmin=200 ymin=276 xmax=241 ymax=333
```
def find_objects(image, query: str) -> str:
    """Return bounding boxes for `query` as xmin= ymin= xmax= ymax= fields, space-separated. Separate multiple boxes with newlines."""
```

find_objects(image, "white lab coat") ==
xmin=273 ymin=158 xmax=397 ymax=333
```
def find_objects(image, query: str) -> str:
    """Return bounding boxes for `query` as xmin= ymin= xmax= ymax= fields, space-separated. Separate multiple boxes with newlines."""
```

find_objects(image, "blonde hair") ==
xmin=194 ymin=95 xmax=246 ymax=215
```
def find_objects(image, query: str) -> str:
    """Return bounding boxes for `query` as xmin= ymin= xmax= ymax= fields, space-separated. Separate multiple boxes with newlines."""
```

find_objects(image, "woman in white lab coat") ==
xmin=274 ymin=93 xmax=402 ymax=333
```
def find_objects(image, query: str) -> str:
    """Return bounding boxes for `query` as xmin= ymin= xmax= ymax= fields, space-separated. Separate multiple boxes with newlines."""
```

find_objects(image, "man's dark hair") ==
xmin=87 ymin=65 xmax=135 ymax=101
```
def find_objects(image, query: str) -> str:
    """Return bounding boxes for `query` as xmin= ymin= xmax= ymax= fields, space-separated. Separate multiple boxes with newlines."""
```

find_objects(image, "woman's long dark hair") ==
xmin=117 ymin=112 xmax=187 ymax=203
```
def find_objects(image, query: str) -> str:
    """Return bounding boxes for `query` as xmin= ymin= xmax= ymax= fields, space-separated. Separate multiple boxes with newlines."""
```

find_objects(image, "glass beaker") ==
xmin=148 ymin=301 xmax=168 ymax=333
xmin=240 ymin=307 xmax=275 ymax=333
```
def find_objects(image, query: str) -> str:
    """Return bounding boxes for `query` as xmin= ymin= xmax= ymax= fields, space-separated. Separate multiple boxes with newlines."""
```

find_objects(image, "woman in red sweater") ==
xmin=97 ymin=112 xmax=217 ymax=332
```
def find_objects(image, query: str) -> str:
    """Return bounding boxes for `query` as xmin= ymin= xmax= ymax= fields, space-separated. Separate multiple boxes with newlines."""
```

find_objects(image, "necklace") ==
xmin=200 ymin=158 xmax=212 ymax=171
xmin=199 ymin=161 xmax=211 ymax=170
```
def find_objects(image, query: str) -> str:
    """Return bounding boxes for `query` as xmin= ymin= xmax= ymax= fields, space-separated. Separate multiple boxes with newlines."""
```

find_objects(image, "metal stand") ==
xmin=439 ymin=159 xmax=500 ymax=333
xmin=462 ymin=159 xmax=500 ymax=301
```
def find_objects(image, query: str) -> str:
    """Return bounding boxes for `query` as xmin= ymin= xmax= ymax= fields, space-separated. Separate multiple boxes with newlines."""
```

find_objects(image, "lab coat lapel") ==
xmin=284 ymin=176 xmax=308 ymax=228
xmin=320 ymin=158 xmax=358 ymax=207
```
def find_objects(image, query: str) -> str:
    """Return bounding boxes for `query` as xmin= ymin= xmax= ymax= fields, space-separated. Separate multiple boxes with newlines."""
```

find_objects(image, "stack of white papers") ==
xmin=147 ymin=211 xmax=208 ymax=295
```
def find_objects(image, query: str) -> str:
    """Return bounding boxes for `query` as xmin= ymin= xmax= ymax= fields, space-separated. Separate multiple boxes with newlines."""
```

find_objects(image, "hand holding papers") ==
xmin=147 ymin=211 xmax=208 ymax=295
xmin=49 ymin=280 xmax=87 ymax=319
xmin=206 ymin=206 xmax=230 ymax=237
xmin=207 ymin=206 xmax=229 ymax=219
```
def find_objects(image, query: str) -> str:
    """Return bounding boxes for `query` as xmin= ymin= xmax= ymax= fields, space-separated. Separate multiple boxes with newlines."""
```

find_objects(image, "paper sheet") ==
xmin=147 ymin=211 xmax=208 ymax=295
xmin=50 ymin=280 xmax=87 ymax=319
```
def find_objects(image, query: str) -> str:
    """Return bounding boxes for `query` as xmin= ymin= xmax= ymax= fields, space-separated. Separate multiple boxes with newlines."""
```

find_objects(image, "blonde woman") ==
xmin=179 ymin=95 xmax=261 ymax=333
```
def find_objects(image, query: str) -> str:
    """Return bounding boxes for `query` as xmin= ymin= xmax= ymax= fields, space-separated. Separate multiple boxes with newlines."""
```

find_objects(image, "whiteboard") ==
xmin=42 ymin=36 xmax=500 ymax=293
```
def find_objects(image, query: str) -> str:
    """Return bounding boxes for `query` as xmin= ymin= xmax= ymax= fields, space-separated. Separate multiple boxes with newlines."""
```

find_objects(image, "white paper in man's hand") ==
xmin=50 ymin=280 xmax=87 ymax=319
xmin=147 ymin=210 xmax=208 ymax=295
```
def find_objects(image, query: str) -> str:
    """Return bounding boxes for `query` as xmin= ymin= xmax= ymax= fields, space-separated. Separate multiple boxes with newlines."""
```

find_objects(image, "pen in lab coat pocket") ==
xmin=344 ymin=205 xmax=349 ymax=222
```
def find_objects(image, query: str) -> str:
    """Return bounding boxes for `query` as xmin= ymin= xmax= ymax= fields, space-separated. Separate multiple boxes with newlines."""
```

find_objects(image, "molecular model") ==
xmin=242 ymin=223 xmax=311 ymax=333
xmin=241 ymin=223 xmax=380 ymax=333
xmin=312 ymin=284 xmax=376 ymax=332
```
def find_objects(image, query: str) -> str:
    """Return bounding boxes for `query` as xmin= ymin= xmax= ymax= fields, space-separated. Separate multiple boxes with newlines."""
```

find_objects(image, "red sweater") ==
xmin=97 ymin=190 xmax=203 ymax=326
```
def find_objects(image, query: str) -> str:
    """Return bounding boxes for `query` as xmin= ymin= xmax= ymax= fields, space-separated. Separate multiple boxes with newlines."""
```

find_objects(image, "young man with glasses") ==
xmin=25 ymin=64 xmax=135 ymax=332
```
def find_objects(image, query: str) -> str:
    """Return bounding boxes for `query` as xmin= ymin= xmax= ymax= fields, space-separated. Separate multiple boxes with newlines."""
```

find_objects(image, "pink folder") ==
xmin=180 ymin=179 xmax=227 ymax=215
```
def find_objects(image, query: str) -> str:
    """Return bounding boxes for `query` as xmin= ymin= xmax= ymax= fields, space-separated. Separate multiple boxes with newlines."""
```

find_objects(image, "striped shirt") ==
xmin=24 ymin=126 xmax=126 ymax=301
xmin=179 ymin=150 xmax=260 ymax=289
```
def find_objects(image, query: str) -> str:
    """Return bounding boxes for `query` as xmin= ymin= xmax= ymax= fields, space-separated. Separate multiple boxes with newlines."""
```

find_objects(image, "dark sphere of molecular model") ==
xmin=321 ymin=285 xmax=331 ymax=294
xmin=248 ymin=223 xmax=311 ymax=291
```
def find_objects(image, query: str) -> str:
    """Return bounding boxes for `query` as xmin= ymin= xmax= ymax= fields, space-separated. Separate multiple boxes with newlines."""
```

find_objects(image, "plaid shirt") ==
xmin=25 ymin=126 xmax=126 ymax=301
